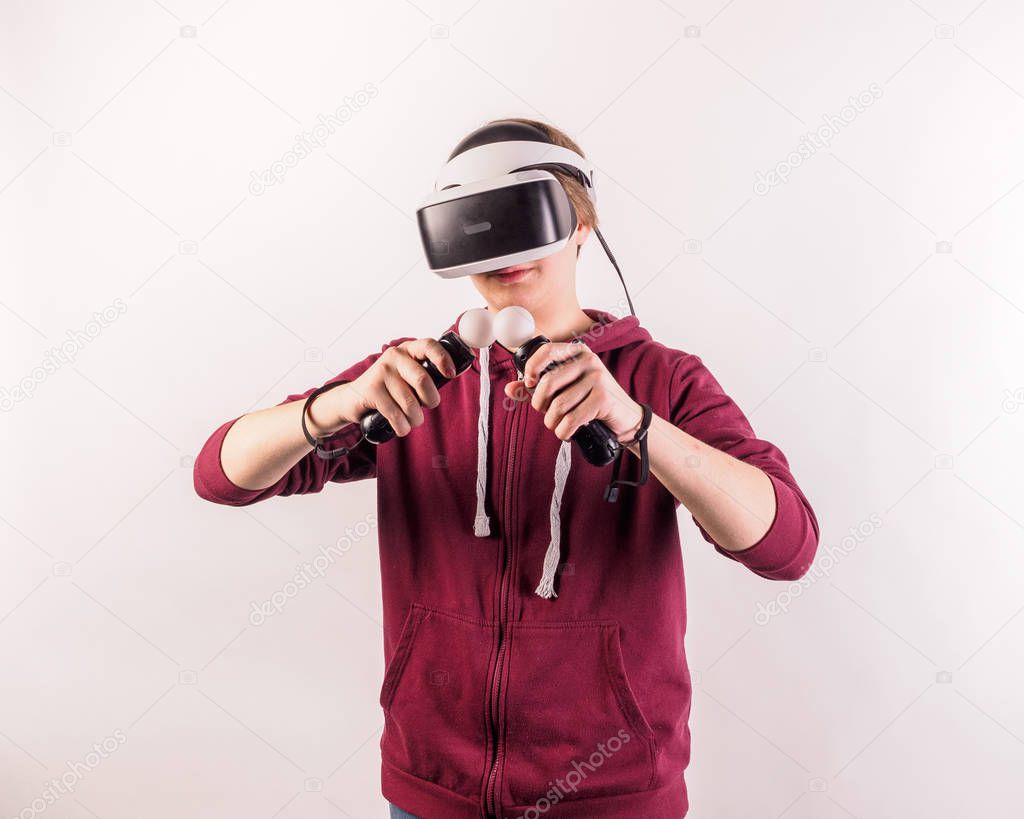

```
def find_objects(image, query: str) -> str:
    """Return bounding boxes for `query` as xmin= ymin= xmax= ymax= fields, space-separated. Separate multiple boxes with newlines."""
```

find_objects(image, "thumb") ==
xmin=504 ymin=380 xmax=530 ymax=401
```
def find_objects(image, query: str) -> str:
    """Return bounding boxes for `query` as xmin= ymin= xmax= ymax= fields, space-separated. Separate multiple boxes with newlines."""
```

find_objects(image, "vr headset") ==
xmin=416 ymin=121 xmax=635 ymax=315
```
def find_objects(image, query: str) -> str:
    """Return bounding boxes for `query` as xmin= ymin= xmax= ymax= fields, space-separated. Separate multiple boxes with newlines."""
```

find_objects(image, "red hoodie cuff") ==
xmin=193 ymin=418 xmax=268 ymax=506
xmin=709 ymin=472 xmax=817 ymax=581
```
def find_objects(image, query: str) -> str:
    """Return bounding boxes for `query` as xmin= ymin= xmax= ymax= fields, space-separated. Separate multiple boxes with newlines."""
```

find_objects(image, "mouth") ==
xmin=489 ymin=264 xmax=535 ymax=284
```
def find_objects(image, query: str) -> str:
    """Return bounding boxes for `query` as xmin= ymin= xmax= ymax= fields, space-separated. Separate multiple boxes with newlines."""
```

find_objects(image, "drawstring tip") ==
xmin=473 ymin=515 xmax=491 ymax=537
xmin=534 ymin=578 xmax=558 ymax=599
xmin=536 ymin=439 xmax=572 ymax=601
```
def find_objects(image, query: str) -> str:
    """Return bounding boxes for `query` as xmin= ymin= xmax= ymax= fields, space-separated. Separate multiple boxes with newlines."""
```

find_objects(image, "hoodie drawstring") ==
xmin=473 ymin=344 xmax=492 ymax=537
xmin=536 ymin=439 xmax=572 ymax=599
xmin=473 ymin=345 xmax=571 ymax=599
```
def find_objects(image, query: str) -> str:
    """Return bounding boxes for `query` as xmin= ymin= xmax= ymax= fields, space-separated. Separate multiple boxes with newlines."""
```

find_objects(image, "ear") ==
xmin=575 ymin=222 xmax=592 ymax=248
xmin=573 ymin=223 xmax=592 ymax=258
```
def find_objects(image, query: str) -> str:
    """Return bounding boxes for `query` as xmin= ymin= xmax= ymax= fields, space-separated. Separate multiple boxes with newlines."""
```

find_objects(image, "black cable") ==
xmin=593 ymin=226 xmax=636 ymax=318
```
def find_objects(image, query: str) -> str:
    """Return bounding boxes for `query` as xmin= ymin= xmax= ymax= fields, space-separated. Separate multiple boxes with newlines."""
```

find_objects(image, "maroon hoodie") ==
xmin=195 ymin=310 xmax=818 ymax=819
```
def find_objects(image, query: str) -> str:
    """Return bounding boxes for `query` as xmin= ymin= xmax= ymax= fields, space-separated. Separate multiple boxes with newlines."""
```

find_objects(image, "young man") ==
xmin=195 ymin=119 xmax=819 ymax=819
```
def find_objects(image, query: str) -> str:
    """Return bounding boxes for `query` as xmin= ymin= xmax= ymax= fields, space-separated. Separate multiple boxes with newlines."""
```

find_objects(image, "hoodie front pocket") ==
xmin=380 ymin=604 xmax=496 ymax=798
xmin=503 ymin=620 xmax=657 ymax=805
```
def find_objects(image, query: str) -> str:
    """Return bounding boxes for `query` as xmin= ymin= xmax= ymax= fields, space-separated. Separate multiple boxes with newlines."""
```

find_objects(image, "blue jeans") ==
xmin=389 ymin=804 xmax=420 ymax=819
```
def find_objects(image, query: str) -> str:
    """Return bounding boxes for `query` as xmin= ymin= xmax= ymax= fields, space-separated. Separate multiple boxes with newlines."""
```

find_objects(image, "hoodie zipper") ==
xmin=484 ymin=398 xmax=522 ymax=818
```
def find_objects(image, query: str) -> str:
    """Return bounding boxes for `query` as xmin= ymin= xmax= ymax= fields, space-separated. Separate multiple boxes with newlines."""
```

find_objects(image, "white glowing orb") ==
xmin=493 ymin=305 xmax=536 ymax=351
xmin=457 ymin=308 xmax=496 ymax=349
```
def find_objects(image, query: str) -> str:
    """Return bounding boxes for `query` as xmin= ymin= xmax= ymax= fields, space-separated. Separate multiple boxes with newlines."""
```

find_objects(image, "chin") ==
xmin=480 ymin=288 xmax=528 ymax=313
xmin=472 ymin=259 xmax=570 ymax=313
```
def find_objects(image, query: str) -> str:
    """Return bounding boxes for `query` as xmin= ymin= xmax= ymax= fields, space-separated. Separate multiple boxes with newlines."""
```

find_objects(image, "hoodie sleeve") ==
xmin=194 ymin=346 xmax=389 ymax=507
xmin=668 ymin=353 xmax=819 ymax=581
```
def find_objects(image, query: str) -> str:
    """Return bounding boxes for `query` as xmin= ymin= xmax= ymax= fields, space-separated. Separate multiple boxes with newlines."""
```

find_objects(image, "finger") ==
xmin=393 ymin=351 xmax=442 ymax=408
xmin=530 ymin=359 xmax=587 ymax=413
xmin=504 ymin=380 xmax=531 ymax=402
xmin=554 ymin=393 xmax=602 ymax=441
xmin=543 ymin=380 xmax=592 ymax=432
xmin=522 ymin=343 xmax=581 ymax=389
xmin=402 ymin=338 xmax=456 ymax=378
xmin=522 ymin=342 xmax=578 ymax=388
xmin=368 ymin=385 xmax=410 ymax=437
xmin=383 ymin=371 xmax=423 ymax=433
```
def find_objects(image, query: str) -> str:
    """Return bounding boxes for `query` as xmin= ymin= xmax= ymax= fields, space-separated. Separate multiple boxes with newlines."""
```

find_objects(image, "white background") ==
xmin=3 ymin=1 xmax=1024 ymax=817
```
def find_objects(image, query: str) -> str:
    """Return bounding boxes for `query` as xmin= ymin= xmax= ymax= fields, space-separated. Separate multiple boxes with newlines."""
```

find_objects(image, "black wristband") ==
xmin=301 ymin=380 xmax=353 ymax=460
xmin=630 ymin=403 xmax=653 ymax=444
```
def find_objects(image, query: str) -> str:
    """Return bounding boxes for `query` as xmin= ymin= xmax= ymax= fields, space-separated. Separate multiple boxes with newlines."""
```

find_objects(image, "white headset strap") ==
xmin=436 ymin=140 xmax=596 ymax=200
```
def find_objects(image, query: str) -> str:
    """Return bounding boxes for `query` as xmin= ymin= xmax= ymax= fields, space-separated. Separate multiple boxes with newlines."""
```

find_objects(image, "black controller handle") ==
xmin=513 ymin=336 xmax=622 ymax=467
xmin=359 ymin=331 xmax=475 ymax=445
